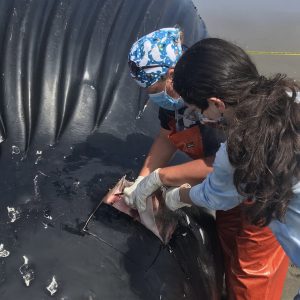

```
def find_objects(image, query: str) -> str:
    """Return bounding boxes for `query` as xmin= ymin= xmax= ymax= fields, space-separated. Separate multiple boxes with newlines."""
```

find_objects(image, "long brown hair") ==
xmin=173 ymin=38 xmax=300 ymax=226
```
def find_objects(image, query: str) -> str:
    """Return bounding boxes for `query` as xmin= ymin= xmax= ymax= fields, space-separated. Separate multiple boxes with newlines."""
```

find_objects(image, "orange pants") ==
xmin=216 ymin=205 xmax=289 ymax=300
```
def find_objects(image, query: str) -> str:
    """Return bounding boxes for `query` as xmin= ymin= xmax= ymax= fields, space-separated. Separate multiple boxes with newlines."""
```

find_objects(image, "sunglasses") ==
xmin=128 ymin=44 xmax=189 ymax=78
xmin=128 ymin=60 xmax=170 ymax=78
xmin=181 ymin=44 xmax=188 ymax=52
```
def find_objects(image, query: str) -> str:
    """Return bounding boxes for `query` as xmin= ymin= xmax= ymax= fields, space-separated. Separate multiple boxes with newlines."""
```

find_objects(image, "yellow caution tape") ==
xmin=247 ymin=50 xmax=300 ymax=56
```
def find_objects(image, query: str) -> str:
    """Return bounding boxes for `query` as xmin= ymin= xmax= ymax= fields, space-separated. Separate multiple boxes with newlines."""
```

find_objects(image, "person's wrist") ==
xmin=153 ymin=168 xmax=162 ymax=187
xmin=157 ymin=168 xmax=166 ymax=186
xmin=179 ymin=183 xmax=191 ymax=194
xmin=164 ymin=187 xmax=180 ymax=211
xmin=178 ymin=183 xmax=192 ymax=206
xmin=136 ymin=175 xmax=144 ymax=182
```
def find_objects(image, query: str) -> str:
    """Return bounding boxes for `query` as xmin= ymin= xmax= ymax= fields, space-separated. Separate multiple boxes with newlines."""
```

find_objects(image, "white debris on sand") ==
xmin=42 ymin=222 xmax=49 ymax=229
xmin=43 ymin=210 xmax=53 ymax=220
xmin=0 ymin=244 xmax=10 ymax=257
xmin=12 ymin=145 xmax=20 ymax=155
xmin=46 ymin=276 xmax=58 ymax=296
xmin=19 ymin=256 xmax=35 ymax=287
xmin=7 ymin=207 xmax=21 ymax=223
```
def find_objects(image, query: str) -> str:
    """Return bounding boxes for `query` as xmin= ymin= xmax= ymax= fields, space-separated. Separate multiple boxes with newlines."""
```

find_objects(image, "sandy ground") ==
xmin=194 ymin=0 xmax=300 ymax=80
xmin=192 ymin=0 xmax=300 ymax=298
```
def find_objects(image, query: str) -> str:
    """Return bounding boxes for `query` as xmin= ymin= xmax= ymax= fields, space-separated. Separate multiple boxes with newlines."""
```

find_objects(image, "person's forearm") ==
xmin=139 ymin=129 xmax=177 ymax=177
xmin=158 ymin=156 xmax=214 ymax=186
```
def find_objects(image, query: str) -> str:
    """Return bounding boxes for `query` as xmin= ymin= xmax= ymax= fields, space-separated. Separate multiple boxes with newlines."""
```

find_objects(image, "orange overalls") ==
xmin=168 ymin=118 xmax=289 ymax=300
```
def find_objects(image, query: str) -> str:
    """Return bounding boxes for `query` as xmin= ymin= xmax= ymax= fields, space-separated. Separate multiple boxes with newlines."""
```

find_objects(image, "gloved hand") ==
xmin=123 ymin=175 xmax=144 ymax=207
xmin=163 ymin=184 xmax=192 ymax=211
xmin=124 ymin=169 xmax=162 ymax=211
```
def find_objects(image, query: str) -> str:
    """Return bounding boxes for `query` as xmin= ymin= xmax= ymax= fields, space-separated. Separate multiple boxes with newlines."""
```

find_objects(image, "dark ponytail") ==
xmin=228 ymin=74 xmax=300 ymax=225
xmin=174 ymin=38 xmax=300 ymax=226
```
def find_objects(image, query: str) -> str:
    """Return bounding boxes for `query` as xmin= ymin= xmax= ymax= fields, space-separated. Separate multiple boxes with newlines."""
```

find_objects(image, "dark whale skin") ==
xmin=0 ymin=1 xmax=223 ymax=299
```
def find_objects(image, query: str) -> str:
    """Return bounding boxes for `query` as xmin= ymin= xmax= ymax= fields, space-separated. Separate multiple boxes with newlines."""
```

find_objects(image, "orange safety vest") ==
xmin=168 ymin=125 xmax=204 ymax=159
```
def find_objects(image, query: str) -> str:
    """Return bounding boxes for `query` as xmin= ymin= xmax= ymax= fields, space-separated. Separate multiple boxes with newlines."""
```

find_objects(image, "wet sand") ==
xmin=193 ymin=0 xmax=300 ymax=298
xmin=194 ymin=0 xmax=300 ymax=80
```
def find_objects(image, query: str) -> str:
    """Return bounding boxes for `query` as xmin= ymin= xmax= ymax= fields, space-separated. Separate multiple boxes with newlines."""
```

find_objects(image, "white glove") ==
xmin=124 ymin=169 xmax=162 ymax=211
xmin=163 ymin=184 xmax=192 ymax=211
xmin=123 ymin=176 xmax=144 ymax=208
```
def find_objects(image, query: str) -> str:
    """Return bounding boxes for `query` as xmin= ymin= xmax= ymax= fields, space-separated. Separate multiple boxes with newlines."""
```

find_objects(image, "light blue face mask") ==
xmin=148 ymin=88 xmax=186 ymax=111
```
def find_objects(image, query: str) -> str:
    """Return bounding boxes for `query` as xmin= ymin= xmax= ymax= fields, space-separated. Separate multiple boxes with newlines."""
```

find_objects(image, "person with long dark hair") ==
xmin=160 ymin=38 xmax=300 ymax=299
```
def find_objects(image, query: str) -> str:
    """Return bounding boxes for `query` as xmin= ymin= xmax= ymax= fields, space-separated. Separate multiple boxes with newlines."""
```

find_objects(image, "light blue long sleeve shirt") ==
xmin=190 ymin=142 xmax=300 ymax=267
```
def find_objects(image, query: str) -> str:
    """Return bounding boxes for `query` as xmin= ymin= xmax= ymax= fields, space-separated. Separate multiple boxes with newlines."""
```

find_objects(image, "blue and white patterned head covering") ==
xmin=128 ymin=28 xmax=183 ymax=88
